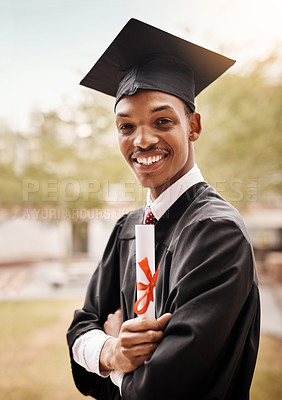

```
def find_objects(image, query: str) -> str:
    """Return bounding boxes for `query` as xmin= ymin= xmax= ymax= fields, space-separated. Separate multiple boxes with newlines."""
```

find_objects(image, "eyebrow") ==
xmin=151 ymin=105 xmax=174 ymax=113
xmin=116 ymin=112 xmax=130 ymax=118
xmin=116 ymin=105 xmax=174 ymax=118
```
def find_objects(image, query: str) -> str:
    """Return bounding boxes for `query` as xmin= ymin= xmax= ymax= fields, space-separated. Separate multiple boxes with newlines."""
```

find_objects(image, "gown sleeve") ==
xmin=66 ymin=215 xmax=126 ymax=400
xmin=121 ymin=218 xmax=260 ymax=400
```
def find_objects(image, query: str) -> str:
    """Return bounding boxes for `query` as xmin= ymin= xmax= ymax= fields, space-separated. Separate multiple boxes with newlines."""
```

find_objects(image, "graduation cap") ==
xmin=80 ymin=18 xmax=235 ymax=112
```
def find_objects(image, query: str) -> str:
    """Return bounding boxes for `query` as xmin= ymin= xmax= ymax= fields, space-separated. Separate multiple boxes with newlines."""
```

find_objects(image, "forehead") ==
xmin=115 ymin=89 xmax=185 ymax=116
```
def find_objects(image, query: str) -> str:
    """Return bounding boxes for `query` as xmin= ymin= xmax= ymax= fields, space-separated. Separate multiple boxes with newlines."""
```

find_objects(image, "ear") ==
xmin=188 ymin=113 xmax=202 ymax=142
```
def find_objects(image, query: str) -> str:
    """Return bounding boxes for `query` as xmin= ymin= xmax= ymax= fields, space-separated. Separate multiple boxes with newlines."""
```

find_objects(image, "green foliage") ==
xmin=0 ymin=55 xmax=281 ymax=210
xmin=0 ymin=93 xmax=133 ymax=210
xmin=196 ymin=55 xmax=282 ymax=208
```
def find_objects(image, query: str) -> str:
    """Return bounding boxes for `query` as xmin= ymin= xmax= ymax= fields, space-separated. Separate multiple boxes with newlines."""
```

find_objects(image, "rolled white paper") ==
xmin=135 ymin=224 xmax=156 ymax=318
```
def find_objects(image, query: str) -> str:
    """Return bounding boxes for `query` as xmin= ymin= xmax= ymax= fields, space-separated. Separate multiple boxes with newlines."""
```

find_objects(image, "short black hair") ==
xmin=184 ymin=102 xmax=192 ymax=117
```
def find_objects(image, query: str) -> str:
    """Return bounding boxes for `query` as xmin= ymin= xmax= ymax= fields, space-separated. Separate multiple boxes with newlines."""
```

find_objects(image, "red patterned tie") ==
xmin=144 ymin=206 xmax=157 ymax=225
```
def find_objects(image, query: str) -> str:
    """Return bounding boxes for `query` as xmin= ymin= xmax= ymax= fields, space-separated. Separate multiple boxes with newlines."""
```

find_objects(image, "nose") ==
xmin=133 ymin=125 xmax=159 ymax=149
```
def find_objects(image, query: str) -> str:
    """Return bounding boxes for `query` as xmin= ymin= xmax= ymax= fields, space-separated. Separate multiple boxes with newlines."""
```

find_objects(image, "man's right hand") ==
xmin=100 ymin=313 xmax=171 ymax=373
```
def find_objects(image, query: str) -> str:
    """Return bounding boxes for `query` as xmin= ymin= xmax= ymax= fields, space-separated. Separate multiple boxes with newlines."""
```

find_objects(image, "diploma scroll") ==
xmin=134 ymin=224 xmax=159 ymax=318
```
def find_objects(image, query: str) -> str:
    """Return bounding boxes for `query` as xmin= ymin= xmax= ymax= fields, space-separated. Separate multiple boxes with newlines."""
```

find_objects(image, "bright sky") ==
xmin=1 ymin=0 xmax=281 ymax=131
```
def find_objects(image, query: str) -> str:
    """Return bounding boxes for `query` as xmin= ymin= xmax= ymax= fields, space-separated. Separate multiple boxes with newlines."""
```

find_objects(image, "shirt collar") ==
xmin=145 ymin=164 xmax=204 ymax=221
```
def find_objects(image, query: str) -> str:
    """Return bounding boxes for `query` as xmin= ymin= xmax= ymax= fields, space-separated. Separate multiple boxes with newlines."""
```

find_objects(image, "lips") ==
xmin=136 ymin=154 xmax=164 ymax=165
xmin=131 ymin=149 xmax=169 ymax=167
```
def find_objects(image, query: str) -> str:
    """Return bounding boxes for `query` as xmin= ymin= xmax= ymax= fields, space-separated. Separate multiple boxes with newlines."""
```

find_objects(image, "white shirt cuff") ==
xmin=110 ymin=370 xmax=124 ymax=394
xmin=72 ymin=329 xmax=112 ymax=377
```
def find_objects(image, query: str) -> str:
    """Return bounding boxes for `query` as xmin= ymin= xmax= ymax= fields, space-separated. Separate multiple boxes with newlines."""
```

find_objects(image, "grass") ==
xmin=251 ymin=334 xmax=282 ymax=400
xmin=0 ymin=298 xmax=85 ymax=400
xmin=0 ymin=298 xmax=281 ymax=400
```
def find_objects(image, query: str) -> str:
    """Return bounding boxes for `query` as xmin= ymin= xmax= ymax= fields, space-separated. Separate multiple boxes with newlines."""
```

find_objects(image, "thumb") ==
xmin=157 ymin=313 xmax=172 ymax=330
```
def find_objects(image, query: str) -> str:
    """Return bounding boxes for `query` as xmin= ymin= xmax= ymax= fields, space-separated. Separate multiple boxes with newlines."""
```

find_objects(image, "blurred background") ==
xmin=0 ymin=1 xmax=281 ymax=399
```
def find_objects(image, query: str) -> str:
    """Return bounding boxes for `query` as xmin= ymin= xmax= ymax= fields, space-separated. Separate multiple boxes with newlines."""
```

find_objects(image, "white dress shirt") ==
xmin=145 ymin=164 xmax=204 ymax=220
xmin=72 ymin=164 xmax=204 ymax=391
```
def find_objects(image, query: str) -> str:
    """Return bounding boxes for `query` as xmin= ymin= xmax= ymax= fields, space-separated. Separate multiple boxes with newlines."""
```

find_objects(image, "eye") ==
xmin=120 ymin=123 xmax=133 ymax=130
xmin=156 ymin=118 xmax=172 ymax=125
xmin=118 ymin=123 xmax=134 ymax=133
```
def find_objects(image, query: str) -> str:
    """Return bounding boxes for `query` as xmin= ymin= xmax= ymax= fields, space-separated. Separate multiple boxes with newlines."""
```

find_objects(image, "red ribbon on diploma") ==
xmin=134 ymin=257 xmax=160 ymax=315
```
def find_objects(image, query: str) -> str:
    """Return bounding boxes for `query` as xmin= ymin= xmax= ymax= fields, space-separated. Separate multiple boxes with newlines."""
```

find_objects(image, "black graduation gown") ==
xmin=67 ymin=182 xmax=260 ymax=400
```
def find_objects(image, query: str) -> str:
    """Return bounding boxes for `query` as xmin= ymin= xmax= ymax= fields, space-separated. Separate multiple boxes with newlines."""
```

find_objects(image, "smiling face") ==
xmin=116 ymin=90 xmax=202 ymax=199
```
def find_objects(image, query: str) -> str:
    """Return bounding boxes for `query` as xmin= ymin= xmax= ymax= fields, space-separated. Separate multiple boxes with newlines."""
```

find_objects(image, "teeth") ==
xmin=136 ymin=155 xmax=163 ymax=165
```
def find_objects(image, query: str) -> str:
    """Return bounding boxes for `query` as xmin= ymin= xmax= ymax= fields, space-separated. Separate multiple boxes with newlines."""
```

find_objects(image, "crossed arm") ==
xmin=68 ymin=218 xmax=258 ymax=399
xmin=100 ymin=309 xmax=171 ymax=373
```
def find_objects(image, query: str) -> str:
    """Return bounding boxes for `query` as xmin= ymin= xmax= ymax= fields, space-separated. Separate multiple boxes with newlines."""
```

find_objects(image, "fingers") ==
xmin=157 ymin=313 xmax=172 ymax=329
xmin=119 ymin=341 xmax=159 ymax=359
xmin=121 ymin=313 xmax=171 ymax=333
xmin=105 ymin=308 xmax=122 ymax=322
xmin=109 ymin=335 xmax=159 ymax=373
xmin=105 ymin=313 xmax=173 ymax=373
xmin=114 ymin=308 xmax=122 ymax=317
xmin=104 ymin=308 xmax=123 ymax=337
xmin=117 ymin=313 xmax=171 ymax=351
xmin=115 ymin=339 xmax=160 ymax=372
xmin=122 ymin=316 xmax=161 ymax=333
xmin=119 ymin=329 xmax=164 ymax=348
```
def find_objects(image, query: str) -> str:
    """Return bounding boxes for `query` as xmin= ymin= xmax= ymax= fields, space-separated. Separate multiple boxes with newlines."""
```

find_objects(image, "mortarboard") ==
xmin=80 ymin=18 xmax=235 ymax=112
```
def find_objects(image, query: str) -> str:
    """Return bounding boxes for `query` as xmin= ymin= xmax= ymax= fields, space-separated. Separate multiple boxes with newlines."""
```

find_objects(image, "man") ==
xmin=67 ymin=19 xmax=260 ymax=400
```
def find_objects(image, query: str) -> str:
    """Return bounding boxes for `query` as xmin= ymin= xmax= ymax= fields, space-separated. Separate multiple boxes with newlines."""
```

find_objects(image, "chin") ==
xmin=141 ymin=178 xmax=171 ymax=194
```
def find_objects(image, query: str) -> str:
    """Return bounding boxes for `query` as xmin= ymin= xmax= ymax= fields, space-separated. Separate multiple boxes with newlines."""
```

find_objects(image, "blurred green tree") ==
xmin=0 ymin=53 xmax=281 ymax=211
xmin=196 ymin=51 xmax=282 ymax=208
xmin=0 ymin=93 xmax=140 ymax=211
